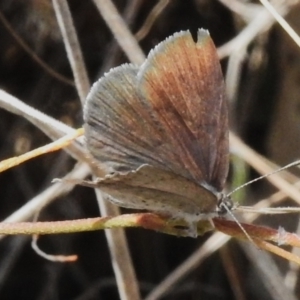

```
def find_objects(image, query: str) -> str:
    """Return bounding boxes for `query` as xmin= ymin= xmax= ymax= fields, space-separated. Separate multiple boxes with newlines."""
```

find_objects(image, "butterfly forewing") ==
xmin=138 ymin=29 xmax=228 ymax=190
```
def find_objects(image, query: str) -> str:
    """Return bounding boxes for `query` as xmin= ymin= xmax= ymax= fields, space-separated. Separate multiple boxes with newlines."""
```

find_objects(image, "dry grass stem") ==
xmin=52 ymin=0 xmax=90 ymax=104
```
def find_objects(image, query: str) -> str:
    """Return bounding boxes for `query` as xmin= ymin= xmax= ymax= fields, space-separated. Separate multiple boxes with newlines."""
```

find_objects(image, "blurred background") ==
xmin=0 ymin=0 xmax=300 ymax=299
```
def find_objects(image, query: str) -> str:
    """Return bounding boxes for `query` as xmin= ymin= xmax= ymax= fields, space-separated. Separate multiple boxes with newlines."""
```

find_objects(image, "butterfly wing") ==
xmin=138 ymin=29 xmax=229 ymax=191
xmin=94 ymin=165 xmax=220 ymax=219
xmin=84 ymin=64 xmax=183 ymax=174
xmin=84 ymin=29 xmax=228 ymax=191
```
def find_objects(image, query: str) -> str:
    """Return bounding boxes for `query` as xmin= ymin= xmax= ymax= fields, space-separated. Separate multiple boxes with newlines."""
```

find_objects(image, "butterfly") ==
xmin=83 ymin=29 xmax=231 ymax=237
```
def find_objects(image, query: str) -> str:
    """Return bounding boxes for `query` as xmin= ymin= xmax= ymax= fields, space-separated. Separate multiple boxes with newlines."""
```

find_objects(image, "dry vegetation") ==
xmin=0 ymin=0 xmax=300 ymax=299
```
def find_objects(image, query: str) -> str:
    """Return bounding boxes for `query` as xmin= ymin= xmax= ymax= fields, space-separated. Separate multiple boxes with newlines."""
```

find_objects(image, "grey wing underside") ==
xmin=84 ymin=64 xmax=181 ymax=174
xmin=89 ymin=165 xmax=220 ymax=218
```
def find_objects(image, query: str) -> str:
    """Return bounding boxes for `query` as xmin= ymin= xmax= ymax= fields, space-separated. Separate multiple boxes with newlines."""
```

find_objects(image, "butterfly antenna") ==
xmin=219 ymin=201 xmax=255 ymax=244
xmin=227 ymin=159 xmax=300 ymax=197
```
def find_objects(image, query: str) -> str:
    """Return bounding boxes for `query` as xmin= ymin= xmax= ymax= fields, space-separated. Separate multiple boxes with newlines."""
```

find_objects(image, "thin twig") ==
xmin=135 ymin=0 xmax=169 ymax=41
xmin=100 ymin=0 xmax=142 ymax=74
xmin=31 ymin=234 xmax=77 ymax=262
xmin=93 ymin=0 xmax=145 ymax=65
xmin=260 ymin=0 xmax=300 ymax=48
xmin=29 ymin=185 xmax=85 ymax=263
xmin=1 ymin=163 xmax=90 ymax=225
xmin=0 ymin=90 xmax=75 ymax=137
xmin=218 ymin=8 xmax=277 ymax=59
xmin=218 ymin=0 xmax=261 ymax=22
xmin=52 ymin=0 xmax=90 ymax=105
xmin=0 ymin=90 xmax=87 ymax=163
xmin=0 ymin=129 xmax=83 ymax=173
xmin=225 ymin=48 xmax=245 ymax=101
xmin=96 ymin=190 xmax=141 ymax=300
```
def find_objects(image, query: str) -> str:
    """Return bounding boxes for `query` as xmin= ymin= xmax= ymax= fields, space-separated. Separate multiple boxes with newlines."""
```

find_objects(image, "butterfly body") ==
xmin=84 ymin=29 xmax=229 ymax=237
